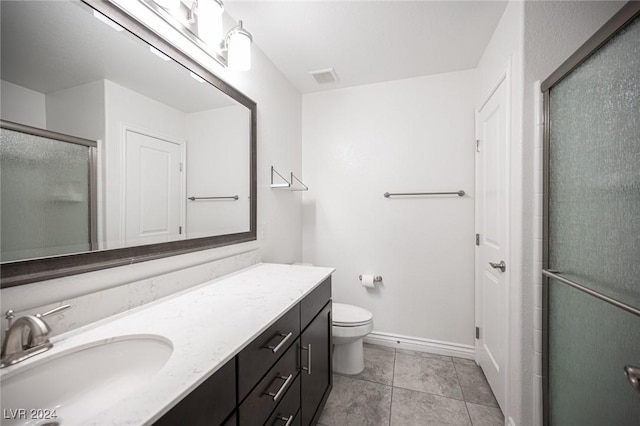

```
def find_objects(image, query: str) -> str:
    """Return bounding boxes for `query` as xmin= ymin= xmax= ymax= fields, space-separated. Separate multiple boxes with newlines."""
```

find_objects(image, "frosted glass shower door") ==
xmin=0 ymin=122 xmax=97 ymax=262
xmin=544 ymin=11 xmax=640 ymax=426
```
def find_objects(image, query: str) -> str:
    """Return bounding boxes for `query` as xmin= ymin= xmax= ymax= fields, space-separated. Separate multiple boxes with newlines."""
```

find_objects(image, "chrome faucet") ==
xmin=1 ymin=304 xmax=70 ymax=368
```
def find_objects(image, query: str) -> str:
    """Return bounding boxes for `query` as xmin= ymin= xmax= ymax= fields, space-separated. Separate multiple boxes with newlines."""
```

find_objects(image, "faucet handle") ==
xmin=37 ymin=304 xmax=71 ymax=319
xmin=25 ymin=304 xmax=71 ymax=348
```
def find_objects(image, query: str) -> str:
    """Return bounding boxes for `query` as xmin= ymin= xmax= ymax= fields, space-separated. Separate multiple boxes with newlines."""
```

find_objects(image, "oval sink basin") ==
xmin=0 ymin=335 xmax=173 ymax=426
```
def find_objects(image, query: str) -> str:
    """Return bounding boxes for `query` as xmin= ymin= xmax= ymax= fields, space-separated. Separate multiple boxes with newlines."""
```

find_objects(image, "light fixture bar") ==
xmin=138 ymin=0 xmax=227 ymax=67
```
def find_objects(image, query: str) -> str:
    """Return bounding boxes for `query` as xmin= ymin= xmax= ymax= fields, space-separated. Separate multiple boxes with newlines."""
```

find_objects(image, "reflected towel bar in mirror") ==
xmin=188 ymin=195 xmax=239 ymax=201
xmin=384 ymin=190 xmax=465 ymax=198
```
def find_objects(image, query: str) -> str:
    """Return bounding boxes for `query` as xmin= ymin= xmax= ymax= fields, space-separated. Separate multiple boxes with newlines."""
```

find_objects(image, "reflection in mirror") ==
xmin=1 ymin=121 xmax=98 ymax=261
xmin=0 ymin=0 xmax=252 ymax=265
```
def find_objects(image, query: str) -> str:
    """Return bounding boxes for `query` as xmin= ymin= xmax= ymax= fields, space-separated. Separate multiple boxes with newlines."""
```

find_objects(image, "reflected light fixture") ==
xmin=149 ymin=46 xmax=171 ymax=61
xmin=93 ymin=10 xmax=124 ymax=32
xmin=148 ymin=0 xmax=253 ymax=71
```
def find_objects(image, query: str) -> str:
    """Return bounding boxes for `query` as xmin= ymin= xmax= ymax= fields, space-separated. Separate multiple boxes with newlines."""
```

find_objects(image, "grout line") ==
xmin=333 ymin=372 xmax=393 ymax=387
xmin=392 ymin=383 xmax=467 ymax=403
xmin=336 ymin=372 xmax=393 ymax=387
xmin=388 ymin=347 xmax=396 ymax=426
xmin=453 ymin=361 xmax=474 ymax=424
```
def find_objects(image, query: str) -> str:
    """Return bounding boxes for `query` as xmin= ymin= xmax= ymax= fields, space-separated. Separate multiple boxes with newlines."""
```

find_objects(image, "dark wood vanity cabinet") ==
xmin=300 ymin=302 xmax=332 ymax=426
xmin=154 ymin=277 xmax=332 ymax=426
xmin=154 ymin=358 xmax=236 ymax=426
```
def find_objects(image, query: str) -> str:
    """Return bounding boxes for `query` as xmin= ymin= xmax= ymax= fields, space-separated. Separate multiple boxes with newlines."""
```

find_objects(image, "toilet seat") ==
xmin=333 ymin=303 xmax=373 ymax=327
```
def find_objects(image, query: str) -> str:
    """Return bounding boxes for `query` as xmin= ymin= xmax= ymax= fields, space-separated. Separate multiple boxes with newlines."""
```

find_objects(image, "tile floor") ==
xmin=318 ymin=344 xmax=504 ymax=426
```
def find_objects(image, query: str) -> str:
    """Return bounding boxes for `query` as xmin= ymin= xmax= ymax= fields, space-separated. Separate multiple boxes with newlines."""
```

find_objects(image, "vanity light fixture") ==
xmin=147 ymin=0 xmax=253 ymax=71
xmin=191 ymin=0 xmax=224 ymax=47
xmin=224 ymin=20 xmax=253 ymax=71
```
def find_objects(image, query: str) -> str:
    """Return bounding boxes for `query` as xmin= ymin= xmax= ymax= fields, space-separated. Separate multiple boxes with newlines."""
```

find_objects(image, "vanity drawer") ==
xmin=223 ymin=412 xmax=237 ymax=426
xmin=264 ymin=374 xmax=300 ymax=426
xmin=154 ymin=357 xmax=236 ymax=426
xmin=239 ymin=339 xmax=300 ymax=426
xmin=300 ymin=277 xmax=331 ymax=330
xmin=237 ymin=304 xmax=300 ymax=401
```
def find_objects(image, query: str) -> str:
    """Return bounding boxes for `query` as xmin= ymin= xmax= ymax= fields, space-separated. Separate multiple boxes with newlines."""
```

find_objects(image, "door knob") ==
xmin=624 ymin=365 xmax=640 ymax=395
xmin=489 ymin=261 xmax=506 ymax=272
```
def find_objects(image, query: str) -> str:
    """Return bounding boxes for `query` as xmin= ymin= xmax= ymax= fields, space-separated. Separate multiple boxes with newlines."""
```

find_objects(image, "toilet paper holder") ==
xmin=359 ymin=275 xmax=383 ymax=282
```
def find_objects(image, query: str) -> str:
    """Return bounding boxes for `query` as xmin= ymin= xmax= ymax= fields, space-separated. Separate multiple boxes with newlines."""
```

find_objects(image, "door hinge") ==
xmin=475 ymin=233 xmax=480 ymax=246
xmin=179 ymin=226 xmax=182 ymax=235
xmin=179 ymin=162 xmax=184 ymax=172
xmin=475 ymin=326 xmax=480 ymax=339
xmin=475 ymin=139 xmax=480 ymax=152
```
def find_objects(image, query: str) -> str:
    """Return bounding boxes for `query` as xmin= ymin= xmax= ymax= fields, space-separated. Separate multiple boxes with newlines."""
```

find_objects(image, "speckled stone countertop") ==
xmin=1 ymin=263 xmax=334 ymax=425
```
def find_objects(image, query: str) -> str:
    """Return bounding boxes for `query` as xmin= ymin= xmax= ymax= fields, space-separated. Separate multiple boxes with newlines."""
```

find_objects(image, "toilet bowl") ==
xmin=332 ymin=303 xmax=374 ymax=375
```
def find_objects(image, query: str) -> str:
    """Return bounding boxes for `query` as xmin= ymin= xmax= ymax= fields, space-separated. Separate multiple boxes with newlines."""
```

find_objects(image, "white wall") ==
xmin=475 ymin=1 xmax=525 ymax=425
xmin=522 ymin=2 xmax=626 ymax=426
xmin=186 ymin=105 xmax=250 ymax=237
xmin=0 ymin=80 xmax=46 ymax=128
xmin=302 ymin=69 xmax=476 ymax=350
xmin=46 ymin=80 xmax=105 ymax=142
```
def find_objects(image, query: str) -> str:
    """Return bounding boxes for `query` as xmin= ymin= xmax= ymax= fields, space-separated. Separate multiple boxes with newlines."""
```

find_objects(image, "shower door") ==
xmin=0 ymin=120 xmax=97 ymax=262
xmin=542 ymin=4 xmax=640 ymax=426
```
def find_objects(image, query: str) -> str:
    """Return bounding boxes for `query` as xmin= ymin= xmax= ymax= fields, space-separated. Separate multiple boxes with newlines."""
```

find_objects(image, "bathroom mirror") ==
xmin=0 ymin=0 xmax=256 ymax=286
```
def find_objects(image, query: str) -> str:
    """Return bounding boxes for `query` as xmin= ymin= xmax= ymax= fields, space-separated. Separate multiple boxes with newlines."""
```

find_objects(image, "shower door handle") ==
xmin=624 ymin=365 xmax=640 ymax=394
xmin=489 ymin=260 xmax=506 ymax=273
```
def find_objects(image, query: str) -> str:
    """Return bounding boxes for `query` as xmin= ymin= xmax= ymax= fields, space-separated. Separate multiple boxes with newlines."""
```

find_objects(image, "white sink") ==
xmin=0 ymin=335 xmax=173 ymax=426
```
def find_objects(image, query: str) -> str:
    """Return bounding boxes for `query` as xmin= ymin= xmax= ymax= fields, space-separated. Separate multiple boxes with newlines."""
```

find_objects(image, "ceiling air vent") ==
xmin=309 ymin=68 xmax=339 ymax=84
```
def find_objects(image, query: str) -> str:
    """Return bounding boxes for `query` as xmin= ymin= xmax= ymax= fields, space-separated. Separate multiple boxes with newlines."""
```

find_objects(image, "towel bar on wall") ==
xmin=188 ymin=195 xmax=239 ymax=201
xmin=383 ymin=190 xmax=465 ymax=198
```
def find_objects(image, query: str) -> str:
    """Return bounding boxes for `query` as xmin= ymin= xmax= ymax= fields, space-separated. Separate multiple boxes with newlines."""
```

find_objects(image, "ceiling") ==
xmin=225 ymin=0 xmax=508 ymax=93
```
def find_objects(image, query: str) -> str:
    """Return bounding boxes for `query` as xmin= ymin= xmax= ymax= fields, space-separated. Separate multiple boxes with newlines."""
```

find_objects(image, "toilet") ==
xmin=332 ymin=303 xmax=374 ymax=375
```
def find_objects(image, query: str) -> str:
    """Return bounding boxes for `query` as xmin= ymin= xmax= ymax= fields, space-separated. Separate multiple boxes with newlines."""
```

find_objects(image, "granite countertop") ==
xmin=1 ymin=263 xmax=334 ymax=425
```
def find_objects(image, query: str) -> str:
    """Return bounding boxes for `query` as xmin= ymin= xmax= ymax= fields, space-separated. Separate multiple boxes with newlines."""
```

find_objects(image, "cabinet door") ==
xmin=300 ymin=302 xmax=332 ymax=426
xmin=154 ymin=358 xmax=236 ymax=426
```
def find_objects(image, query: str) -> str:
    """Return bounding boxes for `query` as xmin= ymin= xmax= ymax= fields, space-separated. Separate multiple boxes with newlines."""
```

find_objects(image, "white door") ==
xmin=124 ymin=130 xmax=184 ymax=246
xmin=475 ymin=77 xmax=509 ymax=412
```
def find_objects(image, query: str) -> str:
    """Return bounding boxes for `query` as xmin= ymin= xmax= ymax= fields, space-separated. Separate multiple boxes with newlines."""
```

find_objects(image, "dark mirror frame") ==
xmin=0 ymin=0 xmax=257 ymax=288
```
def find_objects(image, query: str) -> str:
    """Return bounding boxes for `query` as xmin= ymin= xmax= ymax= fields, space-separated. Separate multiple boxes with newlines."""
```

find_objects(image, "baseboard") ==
xmin=364 ymin=331 xmax=475 ymax=360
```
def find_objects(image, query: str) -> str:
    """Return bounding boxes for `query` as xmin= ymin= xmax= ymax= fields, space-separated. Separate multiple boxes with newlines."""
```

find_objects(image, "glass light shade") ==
xmin=153 ymin=0 xmax=181 ymax=10
xmin=197 ymin=0 xmax=223 ymax=47
xmin=228 ymin=31 xmax=251 ymax=71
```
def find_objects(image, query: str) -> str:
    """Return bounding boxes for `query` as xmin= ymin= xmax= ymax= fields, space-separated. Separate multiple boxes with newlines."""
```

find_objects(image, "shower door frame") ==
xmin=0 ymin=119 xmax=99 ymax=253
xmin=540 ymin=3 xmax=640 ymax=425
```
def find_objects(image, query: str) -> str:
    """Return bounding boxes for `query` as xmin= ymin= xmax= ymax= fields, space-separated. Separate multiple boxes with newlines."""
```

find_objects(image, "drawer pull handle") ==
xmin=275 ymin=415 xmax=294 ymax=426
xmin=302 ymin=344 xmax=312 ymax=375
xmin=267 ymin=332 xmax=293 ymax=353
xmin=265 ymin=373 xmax=294 ymax=402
